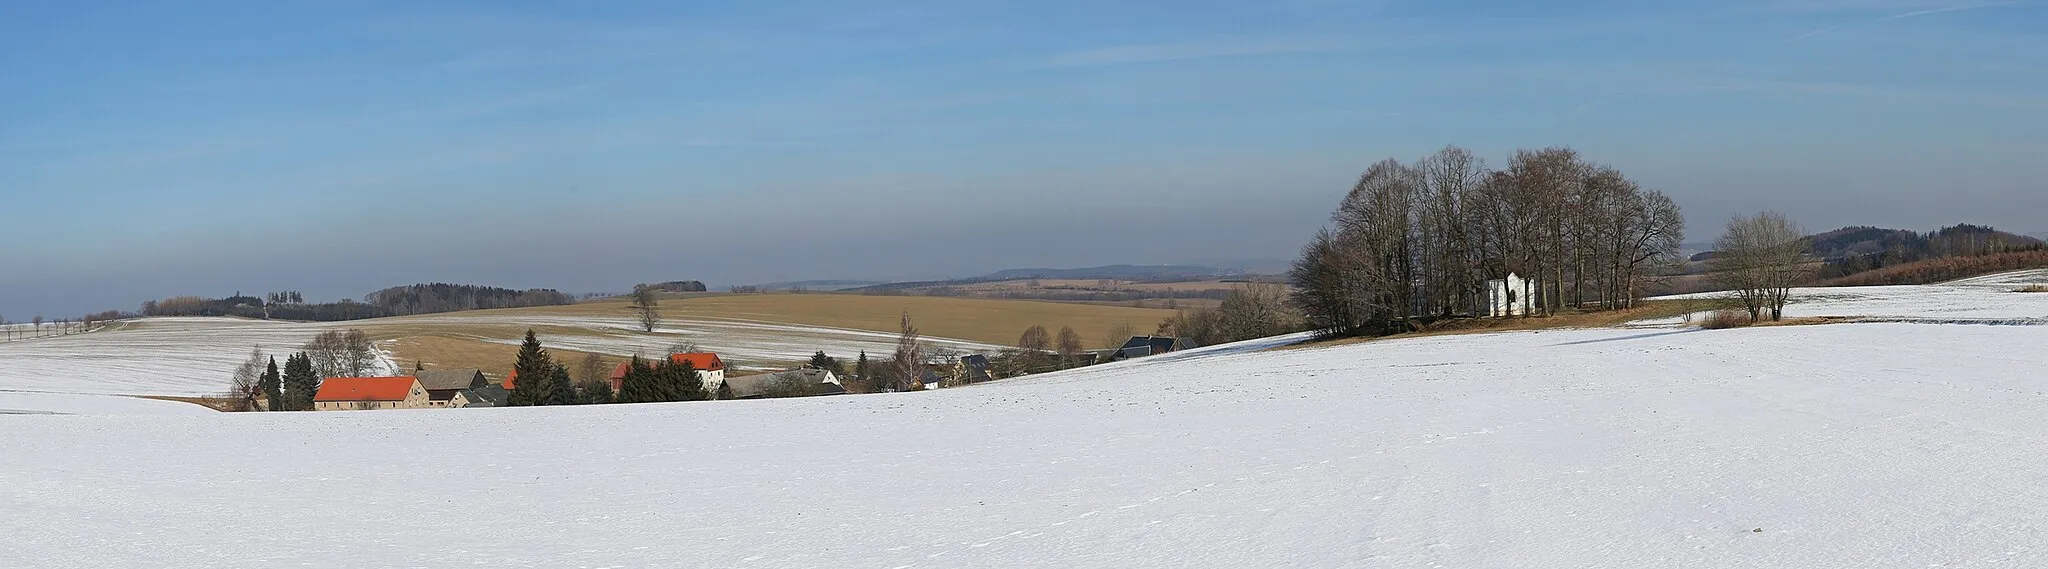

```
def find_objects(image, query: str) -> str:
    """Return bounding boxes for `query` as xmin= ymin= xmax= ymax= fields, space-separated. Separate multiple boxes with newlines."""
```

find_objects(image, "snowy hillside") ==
xmin=1650 ymin=268 xmax=2048 ymax=324
xmin=5 ymin=272 xmax=2048 ymax=567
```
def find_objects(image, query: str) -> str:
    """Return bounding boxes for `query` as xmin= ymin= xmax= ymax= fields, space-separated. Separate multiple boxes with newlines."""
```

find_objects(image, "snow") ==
xmin=393 ymin=311 xmax=1004 ymax=367
xmin=6 ymin=281 xmax=2048 ymax=566
xmin=0 ymin=313 xmax=998 ymax=405
xmin=0 ymin=317 xmax=396 ymax=398
xmin=1645 ymin=268 xmax=2048 ymax=325
xmin=0 ymin=391 xmax=218 ymax=416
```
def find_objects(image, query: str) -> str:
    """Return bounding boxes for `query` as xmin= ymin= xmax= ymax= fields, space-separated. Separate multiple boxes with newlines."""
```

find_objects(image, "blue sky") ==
xmin=2 ymin=0 xmax=2045 ymax=318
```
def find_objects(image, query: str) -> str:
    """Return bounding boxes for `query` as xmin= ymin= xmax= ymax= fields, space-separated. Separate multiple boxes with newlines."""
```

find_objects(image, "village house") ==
xmin=959 ymin=354 xmax=996 ymax=383
xmin=414 ymin=369 xmax=489 ymax=407
xmin=1485 ymin=272 xmax=1540 ymax=317
xmin=670 ymin=352 xmax=727 ymax=393
xmin=452 ymin=384 xmax=509 ymax=408
xmin=314 ymin=376 xmax=430 ymax=411
xmin=1107 ymin=336 xmax=1185 ymax=362
xmin=603 ymin=352 xmax=728 ymax=394
xmin=719 ymin=367 xmax=843 ymax=399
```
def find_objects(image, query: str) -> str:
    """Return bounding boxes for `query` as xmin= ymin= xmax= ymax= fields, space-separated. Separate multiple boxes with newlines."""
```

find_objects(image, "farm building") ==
xmin=959 ymin=354 xmax=996 ymax=383
xmin=669 ymin=353 xmax=727 ymax=393
xmin=453 ymin=385 xmax=508 ymax=408
xmin=604 ymin=352 xmax=728 ymax=393
xmin=414 ymin=369 xmax=489 ymax=407
xmin=719 ymin=367 xmax=843 ymax=399
xmin=1107 ymin=336 xmax=1184 ymax=361
xmin=1485 ymin=273 xmax=1540 ymax=317
xmin=313 ymin=377 xmax=430 ymax=411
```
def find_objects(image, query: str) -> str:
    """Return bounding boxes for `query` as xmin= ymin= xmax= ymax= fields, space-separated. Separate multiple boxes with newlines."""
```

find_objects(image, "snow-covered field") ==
xmin=5 ymin=271 xmax=2048 ymax=567
xmin=0 ymin=317 xmax=398 ymax=399
xmin=1648 ymin=268 xmax=2048 ymax=324
xmin=0 ymin=312 xmax=1002 ymax=402
xmin=395 ymin=311 xmax=1003 ymax=365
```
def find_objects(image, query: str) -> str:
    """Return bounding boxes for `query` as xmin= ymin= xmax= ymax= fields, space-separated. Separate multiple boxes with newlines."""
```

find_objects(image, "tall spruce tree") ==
xmin=715 ymin=380 xmax=734 ymax=400
xmin=808 ymin=351 xmax=843 ymax=374
xmin=543 ymin=363 xmax=578 ymax=405
xmin=282 ymin=352 xmax=319 ymax=411
xmin=855 ymin=351 xmax=869 ymax=381
xmin=259 ymin=357 xmax=282 ymax=411
xmin=616 ymin=356 xmax=657 ymax=403
xmin=673 ymin=359 xmax=707 ymax=401
xmin=508 ymin=329 xmax=554 ymax=406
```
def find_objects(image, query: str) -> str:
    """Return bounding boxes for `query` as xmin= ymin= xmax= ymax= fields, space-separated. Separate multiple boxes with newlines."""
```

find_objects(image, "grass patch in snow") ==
xmin=2014 ymin=285 xmax=2048 ymax=293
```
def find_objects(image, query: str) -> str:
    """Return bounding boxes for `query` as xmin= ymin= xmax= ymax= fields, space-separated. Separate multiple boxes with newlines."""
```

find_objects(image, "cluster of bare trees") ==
xmin=1159 ymin=283 xmax=1299 ymax=347
xmin=0 ymin=313 xmax=112 ymax=342
xmin=1709 ymin=212 xmax=1807 ymax=322
xmin=1290 ymin=146 xmax=1685 ymax=336
xmin=225 ymin=330 xmax=377 ymax=411
xmin=303 ymin=329 xmax=383 ymax=379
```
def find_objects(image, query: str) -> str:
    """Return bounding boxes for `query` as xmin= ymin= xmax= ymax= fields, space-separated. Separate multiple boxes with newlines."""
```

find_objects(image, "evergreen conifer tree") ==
xmin=856 ymin=351 xmax=869 ymax=380
xmin=674 ymin=359 xmax=707 ymax=401
xmin=259 ymin=357 xmax=283 ymax=411
xmin=508 ymin=329 xmax=553 ymax=406
xmin=281 ymin=353 xmax=318 ymax=411
xmin=577 ymin=378 xmax=615 ymax=405
xmin=616 ymin=356 xmax=657 ymax=403
xmin=715 ymin=380 xmax=733 ymax=400
xmin=543 ymin=363 xmax=578 ymax=405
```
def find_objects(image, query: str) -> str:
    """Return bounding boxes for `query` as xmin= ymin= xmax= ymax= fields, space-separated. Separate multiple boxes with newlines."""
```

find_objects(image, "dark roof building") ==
xmin=960 ymin=354 xmax=995 ymax=383
xmin=414 ymin=369 xmax=490 ymax=404
xmin=457 ymin=384 xmax=510 ymax=408
xmin=1108 ymin=336 xmax=1184 ymax=361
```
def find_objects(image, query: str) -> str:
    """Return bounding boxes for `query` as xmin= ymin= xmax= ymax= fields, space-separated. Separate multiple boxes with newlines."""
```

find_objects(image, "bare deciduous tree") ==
xmin=1055 ymin=326 xmax=1085 ymax=368
xmin=1711 ymin=211 xmax=1807 ymax=322
xmin=1017 ymin=325 xmax=1051 ymax=351
xmin=227 ymin=346 xmax=266 ymax=412
xmin=1102 ymin=321 xmax=1137 ymax=350
xmin=577 ymin=352 xmax=607 ymax=385
xmin=631 ymin=285 xmax=661 ymax=333
xmin=890 ymin=311 xmax=924 ymax=391
xmin=304 ymin=329 xmax=380 ymax=378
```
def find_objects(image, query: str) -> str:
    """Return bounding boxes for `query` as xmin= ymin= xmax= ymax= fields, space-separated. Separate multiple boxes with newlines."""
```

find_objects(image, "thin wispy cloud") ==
xmin=1786 ymin=2 xmax=2014 ymax=42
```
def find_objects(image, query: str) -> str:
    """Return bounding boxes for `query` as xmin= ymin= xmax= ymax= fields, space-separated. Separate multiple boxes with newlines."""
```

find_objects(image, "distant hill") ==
xmin=749 ymin=280 xmax=888 ymax=292
xmin=1811 ymin=224 xmax=2044 ymax=281
xmin=976 ymin=265 xmax=1239 ymax=282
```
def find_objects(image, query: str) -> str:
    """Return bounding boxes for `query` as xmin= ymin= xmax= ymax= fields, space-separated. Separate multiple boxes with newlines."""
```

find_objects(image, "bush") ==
xmin=1700 ymin=309 xmax=1752 ymax=329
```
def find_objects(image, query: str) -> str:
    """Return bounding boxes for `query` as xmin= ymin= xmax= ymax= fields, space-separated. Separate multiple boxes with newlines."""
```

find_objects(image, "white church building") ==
xmin=1485 ymin=273 xmax=1539 ymax=317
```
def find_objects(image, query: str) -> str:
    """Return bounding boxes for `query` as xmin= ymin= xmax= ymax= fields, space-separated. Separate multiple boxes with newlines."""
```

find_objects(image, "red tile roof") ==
xmin=315 ymin=377 xmax=420 ymax=402
xmin=670 ymin=353 xmax=725 ymax=371
xmin=502 ymin=370 xmax=517 ymax=390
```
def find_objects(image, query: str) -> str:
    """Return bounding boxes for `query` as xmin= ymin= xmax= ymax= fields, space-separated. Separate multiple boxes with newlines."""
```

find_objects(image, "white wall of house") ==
xmin=1486 ymin=273 xmax=1538 ymax=317
xmin=699 ymin=369 xmax=725 ymax=394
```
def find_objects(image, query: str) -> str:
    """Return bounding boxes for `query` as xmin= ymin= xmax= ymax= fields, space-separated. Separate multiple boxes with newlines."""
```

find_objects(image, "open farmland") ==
xmin=5 ymin=272 xmax=2048 ymax=567
xmin=0 ymin=293 xmax=1172 ymax=403
xmin=497 ymin=292 xmax=1178 ymax=347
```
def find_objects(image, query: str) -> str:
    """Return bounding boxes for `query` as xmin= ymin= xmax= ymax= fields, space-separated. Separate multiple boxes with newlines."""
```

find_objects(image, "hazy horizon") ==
xmin=5 ymin=1 xmax=2046 ymax=318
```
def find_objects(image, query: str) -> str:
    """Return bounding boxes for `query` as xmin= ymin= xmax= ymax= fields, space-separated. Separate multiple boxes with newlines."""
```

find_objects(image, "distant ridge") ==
xmin=748 ymin=280 xmax=888 ymax=292
xmin=847 ymin=265 xmax=1247 ymax=292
